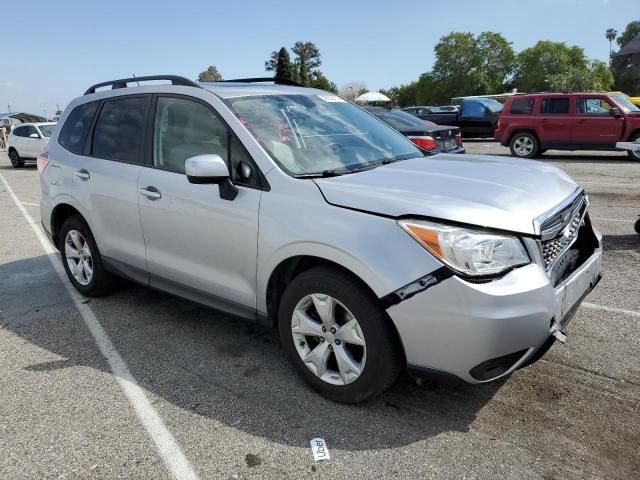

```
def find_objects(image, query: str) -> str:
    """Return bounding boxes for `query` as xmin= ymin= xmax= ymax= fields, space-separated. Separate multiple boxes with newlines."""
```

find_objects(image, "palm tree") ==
xmin=605 ymin=28 xmax=618 ymax=64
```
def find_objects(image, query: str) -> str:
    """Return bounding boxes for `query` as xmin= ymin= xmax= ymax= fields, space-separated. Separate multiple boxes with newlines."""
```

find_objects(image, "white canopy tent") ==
xmin=355 ymin=92 xmax=390 ymax=103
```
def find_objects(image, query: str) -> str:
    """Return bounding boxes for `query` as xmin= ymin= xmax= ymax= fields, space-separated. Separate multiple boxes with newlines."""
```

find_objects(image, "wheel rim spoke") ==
xmin=303 ymin=341 xmax=331 ymax=378
xmin=292 ymin=309 xmax=323 ymax=338
xmin=334 ymin=344 xmax=362 ymax=384
xmin=311 ymin=294 xmax=335 ymax=328
xmin=335 ymin=317 xmax=365 ymax=346
xmin=65 ymin=230 xmax=92 ymax=286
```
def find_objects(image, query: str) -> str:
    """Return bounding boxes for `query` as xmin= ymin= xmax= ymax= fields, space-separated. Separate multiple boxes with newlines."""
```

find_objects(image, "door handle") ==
xmin=75 ymin=168 xmax=90 ymax=180
xmin=139 ymin=186 xmax=162 ymax=200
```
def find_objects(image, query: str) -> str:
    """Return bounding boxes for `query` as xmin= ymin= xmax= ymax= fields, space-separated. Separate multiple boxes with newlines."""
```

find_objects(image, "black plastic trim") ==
xmin=381 ymin=267 xmax=452 ymax=308
xmin=102 ymin=256 xmax=150 ymax=286
xmin=215 ymin=77 xmax=306 ymax=87
xmin=469 ymin=349 xmax=529 ymax=381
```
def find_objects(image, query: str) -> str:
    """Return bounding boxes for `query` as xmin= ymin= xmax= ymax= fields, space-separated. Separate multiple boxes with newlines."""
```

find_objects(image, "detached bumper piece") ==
xmin=381 ymin=267 xmax=452 ymax=308
xmin=469 ymin=349 xmax=529 ymax=381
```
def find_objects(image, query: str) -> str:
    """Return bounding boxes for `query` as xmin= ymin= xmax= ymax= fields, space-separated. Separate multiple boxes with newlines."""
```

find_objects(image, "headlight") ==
xmin=398 ymin=219 xmax=530 ymax=277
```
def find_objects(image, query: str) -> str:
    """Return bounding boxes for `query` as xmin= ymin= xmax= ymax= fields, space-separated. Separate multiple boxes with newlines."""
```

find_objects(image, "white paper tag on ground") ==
xmin=310 ymin=438 xmax=330 ymax=461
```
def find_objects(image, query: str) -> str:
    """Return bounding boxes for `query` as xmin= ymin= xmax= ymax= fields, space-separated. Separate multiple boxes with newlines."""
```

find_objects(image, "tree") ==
xmin=547 ymin=60 xmax=614 ymax=92
xmin=309 ymin=70 xmax=338 ymax=93
xmin=612 ymin=20 xmax=640 ymax=95
xmin=339 ymin=82 xmax=368 ymax=101
xmin=605 ymin=28 xmax=618 ymax=64
xmin=513 ymin=41 xmax=587 ymax=92
xmin=276 ymin=47 xmax=294 ymax=80
xmin=265 ymin=42 xmax=326 ymax=86
xmin=429 ymin=31 xmax=515 ymax=103
xmin=197 ymin=65 xmax=223 ymax=82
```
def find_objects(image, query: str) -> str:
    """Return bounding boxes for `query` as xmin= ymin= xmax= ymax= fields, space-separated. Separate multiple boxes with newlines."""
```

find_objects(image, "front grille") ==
xmin=540 ymin=195 xmax=587 ymax=270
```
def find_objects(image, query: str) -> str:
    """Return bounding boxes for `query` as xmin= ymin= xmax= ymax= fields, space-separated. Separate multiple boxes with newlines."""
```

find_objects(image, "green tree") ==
xmin=605 ymin=28 xmax=618 ymax=64
xmin=292 ymin=41 xmax=321 ymax=86
xmin=197 ymin=65 xmax=223 ymax=82
xmin=547 ymin=61 xmax=614 ymax=92
xmin=612 ymin=20 xmax=640 ymax=95
xmin=513 ymin=41 xmax=587 ymax=92
xmin=275 ymin=47 xmax=293 ymax=80
xmin=309 ymin=70 xmax=338 ymax=93
xmin=430 ymin=31 xmax=515 ymax=102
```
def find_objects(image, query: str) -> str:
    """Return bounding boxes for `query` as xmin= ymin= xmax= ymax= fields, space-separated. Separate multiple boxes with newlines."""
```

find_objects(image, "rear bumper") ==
xmin=388 ymin=237 xmax=602 ymax=384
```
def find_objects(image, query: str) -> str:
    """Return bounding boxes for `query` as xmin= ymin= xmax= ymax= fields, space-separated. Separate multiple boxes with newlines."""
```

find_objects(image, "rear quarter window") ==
xmin=510 ymin=98 xmax=535 ymax=114
xmin=540 ymin=98 xmax=570 ymax=114
xmin=58 ymin=101 xmax=99 ymax=154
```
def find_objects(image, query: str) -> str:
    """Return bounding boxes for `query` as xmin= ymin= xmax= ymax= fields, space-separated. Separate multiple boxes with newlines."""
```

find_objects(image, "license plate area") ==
xmin=555 ymin=252 xmax=602 ymax=329
xmin=444 ymin=139 xmax=457 ymax=151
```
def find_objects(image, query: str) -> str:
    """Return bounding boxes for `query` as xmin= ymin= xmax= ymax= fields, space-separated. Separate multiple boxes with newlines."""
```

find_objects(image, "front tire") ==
xmin=9 ymin=148 xmax=24 ymax=168
xmin=59 ymin=215 xmax=117 ymax=296
xmin=635 ymin=218 xmax=640 ymax=235
xmin=509 ymin=133 xmax=539 ymax=159
xmin=278 ymin=267 xmax=404 ymax=403
xmin=626 ymin=133 xmax=640 ymax=161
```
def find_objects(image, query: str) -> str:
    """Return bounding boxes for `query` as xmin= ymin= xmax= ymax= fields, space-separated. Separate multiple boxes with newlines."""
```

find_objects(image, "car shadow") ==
xmin=0 ymin=164 xmax=37 ymax=171
xmin=1 ymin=253 xmax=504 ymax=451
xmin=603 ymin=233 xmax=640 ymax=252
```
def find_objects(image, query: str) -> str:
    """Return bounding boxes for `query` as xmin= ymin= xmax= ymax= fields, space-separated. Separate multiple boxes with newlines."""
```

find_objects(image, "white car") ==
xmin=7 ymin=122 xmax=57 ymax=168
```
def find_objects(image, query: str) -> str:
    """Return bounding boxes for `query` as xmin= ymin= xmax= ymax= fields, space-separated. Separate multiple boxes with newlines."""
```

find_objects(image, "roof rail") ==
xmin=84 ymin=75 xmax=200 ymax=95
xmin=213 ymin=77 xmax=307 ymax=87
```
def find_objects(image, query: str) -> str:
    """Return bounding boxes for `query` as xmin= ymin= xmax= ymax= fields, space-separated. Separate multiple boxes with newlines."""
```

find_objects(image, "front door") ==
xmin=138 ymin=95 xmax=263 ymax=314
xmin=572 ymin=96 xmax=624 ymax=148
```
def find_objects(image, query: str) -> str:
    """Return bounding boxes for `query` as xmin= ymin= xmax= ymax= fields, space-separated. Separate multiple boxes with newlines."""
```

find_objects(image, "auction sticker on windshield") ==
xmin=318 ymin=95 xmax=345 ymax=103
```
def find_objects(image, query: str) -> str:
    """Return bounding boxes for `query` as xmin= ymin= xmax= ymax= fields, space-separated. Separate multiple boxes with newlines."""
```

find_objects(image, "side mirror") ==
xmin=610 ymin=107 xmax=622 ymax=118
xmin=29 ymin=133 xmax=40 ymax=139
xmin=185 ymin=154 xmax=237 ymax=201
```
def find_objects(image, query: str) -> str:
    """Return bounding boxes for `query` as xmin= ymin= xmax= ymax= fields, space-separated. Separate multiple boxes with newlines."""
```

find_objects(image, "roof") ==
xmin=0 ymin=112 xmax=47 ymax=123
xmin=615 ymin=33 xmax=640 ymax=57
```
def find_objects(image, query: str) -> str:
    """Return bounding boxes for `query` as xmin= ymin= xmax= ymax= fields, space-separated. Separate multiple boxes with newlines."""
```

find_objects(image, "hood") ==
xmin=314 ymin=154 xmax=579 ymax=235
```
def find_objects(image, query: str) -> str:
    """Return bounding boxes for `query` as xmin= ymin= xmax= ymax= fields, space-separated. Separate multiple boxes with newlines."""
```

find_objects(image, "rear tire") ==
xmin=626 ymin=133 xmax=640 ymax=161
xmin=59 ymin=215 xmax=117 ymax=297
xmin=635 ymin=218 xmax=640 ymax=235
xmin=509 ymin=133 xmax=539 ymax=159
xmin=9 ymin=148 xmax=23 ymax=168
xmin=278 ymin=266 xmax=404 ymax=403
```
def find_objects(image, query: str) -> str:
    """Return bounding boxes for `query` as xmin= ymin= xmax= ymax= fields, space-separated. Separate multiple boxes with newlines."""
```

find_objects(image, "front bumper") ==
xmin=387 ymin=235 xmax=602 ymax=384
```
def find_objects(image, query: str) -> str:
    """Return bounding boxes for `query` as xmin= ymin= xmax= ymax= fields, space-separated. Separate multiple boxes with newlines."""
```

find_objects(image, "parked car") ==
xmin=364 ymin=107 xmax=464 ymax=154
xmin=8 ymin=122 xmax=57 ymax=167
xmin=495 ymin=92 xmax=640 ymax=160
xmin=427 ymin=105 xmax=459 ymax=113
xmin=403 ymin=97 xmax=503 ymax=138
xmin=40 ymin=75 xmax=602 ymax=403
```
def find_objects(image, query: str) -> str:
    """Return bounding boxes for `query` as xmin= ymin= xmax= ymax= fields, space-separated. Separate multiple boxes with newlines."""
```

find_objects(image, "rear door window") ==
xmin=12 ymin=126 xmax=26 ymax=137
xmin=460 ymin=101 xmax=486 ymax=118
xmin=58 ymin=101 xmax=99 ymax=154
xmin=540 ymin=98 xmax=570 ymax=114
xmin=510 ymin=98 xmax=535 ymax=114
xmin=92 ymin=96 xmax=149 ymax=163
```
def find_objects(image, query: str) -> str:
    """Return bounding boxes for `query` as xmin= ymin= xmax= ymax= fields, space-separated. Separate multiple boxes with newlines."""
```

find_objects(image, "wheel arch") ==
xmin=51 ymin=203 xmax=85 ymax=249
xmin=507 ymin=129 xmax=540 ymax=146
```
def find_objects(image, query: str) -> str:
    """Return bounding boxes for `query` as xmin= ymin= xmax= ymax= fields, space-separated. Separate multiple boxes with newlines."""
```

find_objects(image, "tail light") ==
xmin=497 ymin=118 xmax=503 ymax=130
xmin=407 ymin=135 xmax=437 ymax=150
xmin=37 ymin=152 xmax=50 ymax=175
xmin=456 ymin=131 xmax=463 ymax=147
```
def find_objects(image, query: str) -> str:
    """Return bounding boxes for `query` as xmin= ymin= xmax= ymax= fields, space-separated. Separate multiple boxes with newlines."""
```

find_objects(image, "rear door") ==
xmin=538 ymin=96 xmax=574 ymax=148
xmin=68 ymin=95 xmax=150 ymax=277
xmin=572 ymin=96 xmax=624 ymax=148
xmin=9 ymin=125 xmax=25 ymax=153
xmin=458 ymin=100 xmax=492 ymax=136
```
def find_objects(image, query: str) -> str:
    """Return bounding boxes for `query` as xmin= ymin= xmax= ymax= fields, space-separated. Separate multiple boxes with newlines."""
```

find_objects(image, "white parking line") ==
xmin=582 ymin=302 xmax=640 ymax=318
xmin=19 ymin=201 xmax=40 ymax=206
xmin=591 ymin=217 xmax=635 ymax=224
xmin=0 ymin=174 xmax=200 ymax=480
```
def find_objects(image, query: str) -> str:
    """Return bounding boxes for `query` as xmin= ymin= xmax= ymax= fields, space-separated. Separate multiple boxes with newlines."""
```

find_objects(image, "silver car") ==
xmin=39 ymin=75 xmax=602 ymax=403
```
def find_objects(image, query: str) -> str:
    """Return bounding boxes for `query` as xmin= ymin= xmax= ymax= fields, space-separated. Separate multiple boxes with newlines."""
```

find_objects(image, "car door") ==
xmin=10 ymin=125 xmax=25 ymax=153
xmin=137 ymin=95 xmax=263 ymax=314
xmin=538 ymin=96 xmax=574 ymax=148
xmin=67 ymin=95 xmax=150 ymax=278
xmin=458 ymin=100 xmax=489 ymax=136
xmin=23 ymin=125 xmax=42 ymax=157
xmin=573 ymin=96 xmax=624 ymax=148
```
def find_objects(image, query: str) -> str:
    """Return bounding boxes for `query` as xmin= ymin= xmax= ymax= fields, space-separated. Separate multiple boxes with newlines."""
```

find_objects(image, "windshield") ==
xmin=610 ymin=93 xmax=640 ymax=113
xmin=473 ymin=98 xmax=503 ymax=113
xmin=38 ymin=124 xmax=56 ymax=137
xmin=374 ymin=110 xmax=429 ymax=129
xmin=225 ymin=94 xmax=421 ymax=176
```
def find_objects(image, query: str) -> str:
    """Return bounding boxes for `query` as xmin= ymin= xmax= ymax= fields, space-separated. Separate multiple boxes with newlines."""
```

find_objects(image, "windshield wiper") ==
xmin=293 ymin=154 xmax=420 ymax=178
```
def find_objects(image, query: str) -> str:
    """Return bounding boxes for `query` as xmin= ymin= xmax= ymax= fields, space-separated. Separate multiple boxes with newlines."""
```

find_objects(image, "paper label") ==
xmin=318 ymin=95 xmax=345 ymax=103
xmin=310 ymin=437 xmax=330 ymax=461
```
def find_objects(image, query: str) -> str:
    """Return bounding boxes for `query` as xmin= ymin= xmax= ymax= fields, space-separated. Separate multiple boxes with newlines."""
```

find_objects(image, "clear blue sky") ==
xmin=2 ymin=0 xmax=638 ymax=116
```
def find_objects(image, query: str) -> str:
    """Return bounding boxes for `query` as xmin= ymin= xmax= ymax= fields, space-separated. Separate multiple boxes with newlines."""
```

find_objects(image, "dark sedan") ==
xmin=365 ymin=107 xmax=465 ymax=154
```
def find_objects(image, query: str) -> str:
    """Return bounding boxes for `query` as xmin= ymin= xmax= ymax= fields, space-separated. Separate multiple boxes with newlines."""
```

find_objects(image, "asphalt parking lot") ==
xmin=1 ymin=144 xmax=638 ymax=480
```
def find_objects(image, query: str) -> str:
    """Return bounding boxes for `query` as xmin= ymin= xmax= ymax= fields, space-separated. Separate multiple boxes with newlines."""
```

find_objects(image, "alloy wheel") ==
xmin=9 ymin=150 xmax=19 ymax=166
xmin=64 ymin=230 xmax=94 ymax=286
xmin=513 ymin=136 xmax=534 ymax=156
xmin=291 ymin=293 xmax=367 ymax=386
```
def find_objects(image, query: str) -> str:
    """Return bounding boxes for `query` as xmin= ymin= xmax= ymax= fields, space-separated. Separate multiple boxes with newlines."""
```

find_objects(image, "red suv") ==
xmin=495 ymin=92 xmax=640 ymax=160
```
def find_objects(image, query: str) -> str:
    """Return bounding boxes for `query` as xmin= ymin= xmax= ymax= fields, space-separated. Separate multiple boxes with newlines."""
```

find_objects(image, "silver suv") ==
xmin=39 ymin=75 xmax=603 ymax=403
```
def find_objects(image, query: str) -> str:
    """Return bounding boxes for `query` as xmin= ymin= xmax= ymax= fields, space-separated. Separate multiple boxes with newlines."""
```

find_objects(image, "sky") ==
xmin=2 ymin=0 xmax=638 ymax=116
